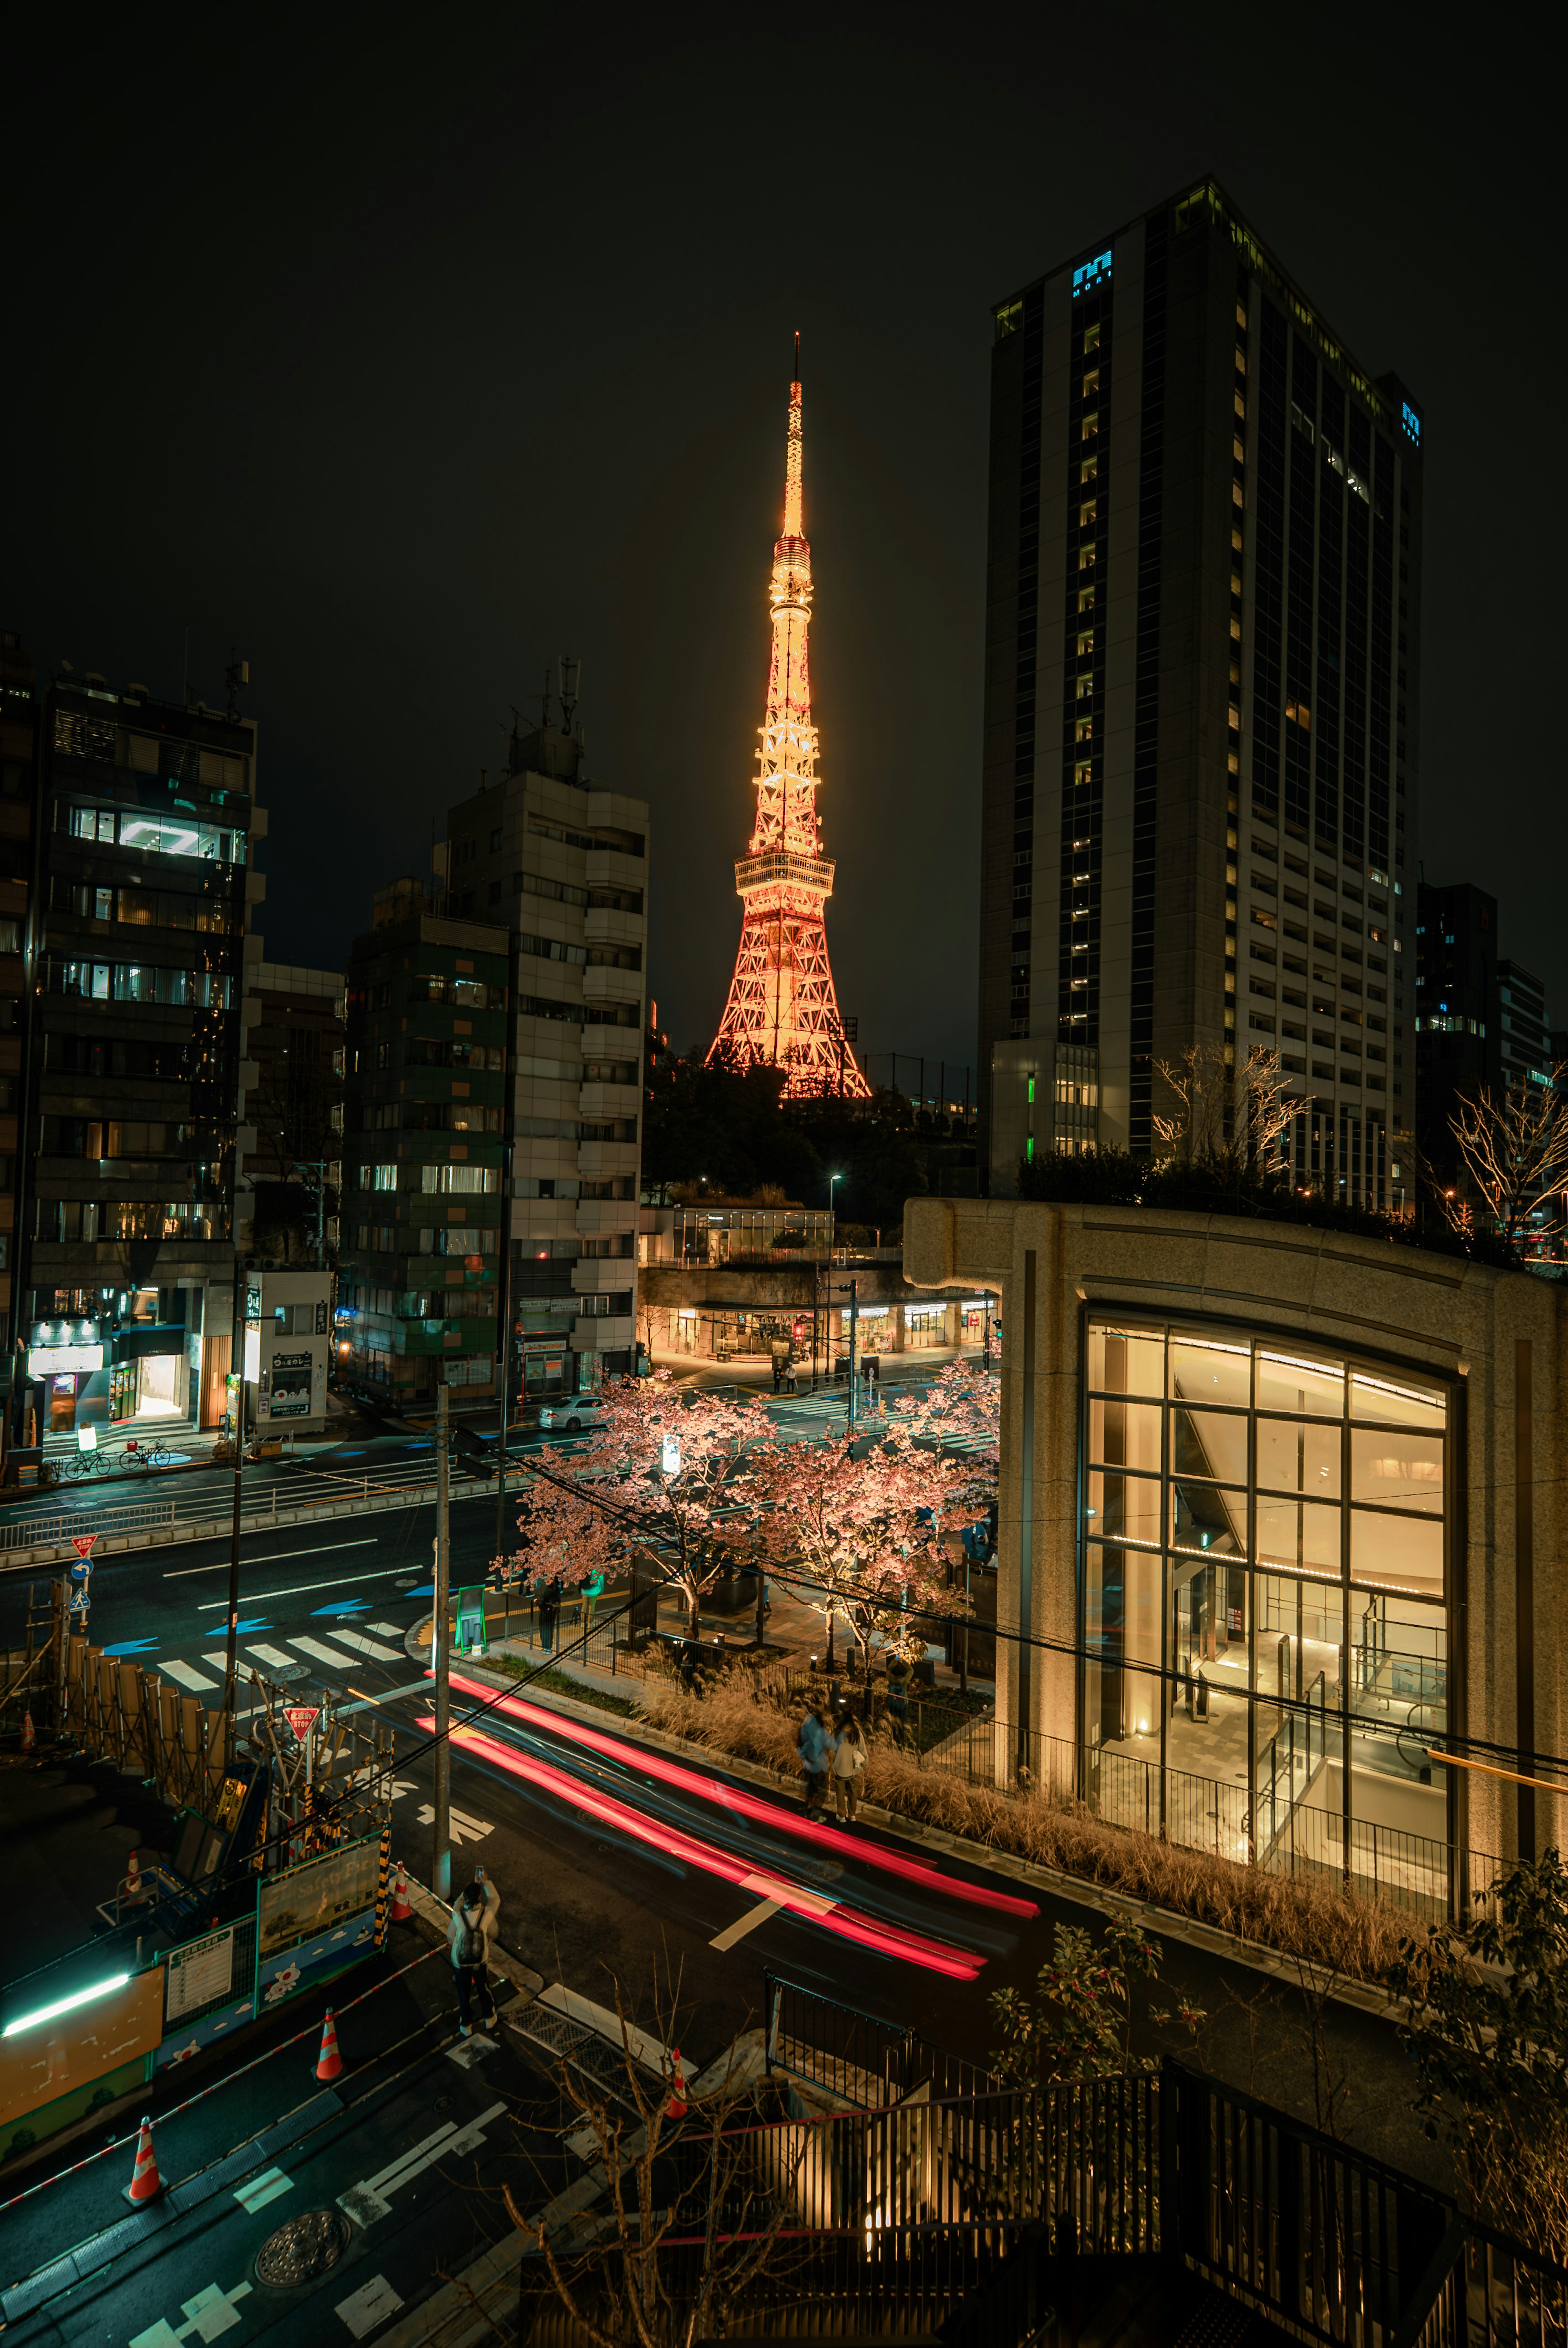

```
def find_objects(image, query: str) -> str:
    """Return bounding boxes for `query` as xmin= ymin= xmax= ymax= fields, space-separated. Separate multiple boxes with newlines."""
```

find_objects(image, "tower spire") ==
xmin=706 ymin=343 xmax=868 ymax=1099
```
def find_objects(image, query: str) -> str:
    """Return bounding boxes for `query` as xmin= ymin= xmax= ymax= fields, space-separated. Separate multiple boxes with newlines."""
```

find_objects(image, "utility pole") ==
xmin=844 ymin=1276 xmax=859 ymax=1432
xmin=433 ymin=1378 xmax=452 ymax=1901
xmin=224 ymin=1254 xmax=246 ymax=1731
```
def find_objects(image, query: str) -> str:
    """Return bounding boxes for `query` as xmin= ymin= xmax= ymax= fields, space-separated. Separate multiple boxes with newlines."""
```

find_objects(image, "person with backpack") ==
xmin=448 ymin=1869 xmax=500 ymax=2035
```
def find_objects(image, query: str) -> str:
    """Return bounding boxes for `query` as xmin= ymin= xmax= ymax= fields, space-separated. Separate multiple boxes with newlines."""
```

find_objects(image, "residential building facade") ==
xmin=339 ymin=908 xmax=508 ymax=1406
xmin=980 ymin=176 xmax=1421 ymax=1208
xmin=8 ymin=669 xmax=262 ymax=1443
xmin=443 ymin=708 xmax=647 ymax=1401
xmin=0 ymin=631 xmax=39 ymax=1419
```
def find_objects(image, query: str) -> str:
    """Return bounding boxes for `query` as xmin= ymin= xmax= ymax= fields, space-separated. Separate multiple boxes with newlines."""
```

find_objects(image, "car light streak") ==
xmin=416 ymin=1714 xmax=982 ymax=1979
xmin=443 ymin=1670 xmax=1037 ymax=1920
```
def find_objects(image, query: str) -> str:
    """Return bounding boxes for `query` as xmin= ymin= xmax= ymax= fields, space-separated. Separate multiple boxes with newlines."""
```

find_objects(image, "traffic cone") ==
xmin=664 ymin=2047 xmax=688 ymax=2121
xmin=124 ymin=1851 xmax=143 ymax=1903
xmin=389 ymin=1861 xmax=412 ymax=1924
xmin=124 ymin=2117 xmax=163 ymax=2205
xmin=20 ymin=1710 xmax=35 ymax=1754
xmin=315 ymin=2009 xmax=344 ymax=2082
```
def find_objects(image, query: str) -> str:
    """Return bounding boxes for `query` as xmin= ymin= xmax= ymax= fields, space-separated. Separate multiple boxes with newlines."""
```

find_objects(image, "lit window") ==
xmin=1082 ymin=416 xmax=1099 ymax=442
xmin=1076 ymin=673 xmax=1093 ymax=700
xmin=1076 ymin=631 xmax=1095 ymax=656
xmin=1080 ymin=453 xmax=1098 ymax=484
xmin=1233 ymin=436 xmax=1245 ymax=464
xmin=1285 ymin=699 xmax=1312 ymax=731
xmin=1084 ymin=323 xmax=1101 ymax=354
xmin=1081 ymin=368 xmax=1100 ymax=397
xmin=1075 ymin=718 xmax=1093 ymax=743
xmin=1080 ymin=500 xmax=1098 ymax=528
xmin=1235 ymin=300 xmax=1248 ymax=328
xmin=1234 ymin=345 xmax=1247 ymax=374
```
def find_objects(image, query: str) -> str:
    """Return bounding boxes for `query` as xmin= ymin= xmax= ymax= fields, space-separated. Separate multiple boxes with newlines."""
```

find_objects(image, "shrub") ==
xmin=636 ymin=1678 xmax=1402 ymax=1982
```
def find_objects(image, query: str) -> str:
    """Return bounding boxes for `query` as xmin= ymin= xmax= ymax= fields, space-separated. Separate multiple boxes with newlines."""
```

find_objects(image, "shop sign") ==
xmin=269 ymin=1352 xmax=312 ymax=1417
xmin=27 ymin=1343 xmax=104 ymax=1377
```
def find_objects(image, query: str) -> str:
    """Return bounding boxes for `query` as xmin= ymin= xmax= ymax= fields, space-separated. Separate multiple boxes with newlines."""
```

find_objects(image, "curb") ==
xmin=440 ymin=1652 xmax=1400 ymax=2025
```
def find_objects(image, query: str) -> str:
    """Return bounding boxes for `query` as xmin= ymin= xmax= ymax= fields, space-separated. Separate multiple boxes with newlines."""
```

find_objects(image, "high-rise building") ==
xmin=443 ymin=689 xmax=647 ymax=1400
xmin=244 ymin=960 xmax=346 ymax=1267
xmin=8 ymin=667 xmax=261 ymax=1443
xmin=340 ymin=903 xmax=508 ymax=1405
xmin=980 ymin=178 xmax=1421 ymax=1205
xmin=1497 ymin=960 xmax=1552 ymax=1099
xmin=1413 ymin=881 xmax=1500 ymax=1197
xmin=0 ymin=632 xmax=39 ymax=1418
xmin=708 ymin=347 xmax=868 ymax=1097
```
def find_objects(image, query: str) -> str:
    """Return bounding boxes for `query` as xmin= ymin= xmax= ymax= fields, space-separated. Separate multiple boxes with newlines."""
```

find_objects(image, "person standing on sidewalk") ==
xmin=797 ymin=1704 xmax=830 ymax=1818
xmin=448 ymin=1869 xmax=500 ymax=2036
xmin=830 ymin=1714 xmax=867 ymax=1823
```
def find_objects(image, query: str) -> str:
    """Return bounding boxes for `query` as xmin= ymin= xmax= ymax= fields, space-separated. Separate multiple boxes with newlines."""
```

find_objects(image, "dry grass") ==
xmin=637 ymin=1678 xmax=1403 ymax=1985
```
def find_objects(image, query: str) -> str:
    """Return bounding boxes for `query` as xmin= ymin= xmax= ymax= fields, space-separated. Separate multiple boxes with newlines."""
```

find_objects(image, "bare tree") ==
xmin=1152 ymin=1042 xmax=1296 ymax=1182
xmin=503 ymin=1990 xmax=800 ymax=2348
xmin=1447 ymin=1068 xmax=1568 ymax=1256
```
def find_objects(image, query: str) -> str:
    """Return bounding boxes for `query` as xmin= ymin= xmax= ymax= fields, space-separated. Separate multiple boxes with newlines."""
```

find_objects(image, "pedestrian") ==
xmin=536 ymin=1575 xmax=561 ymax=1654
xmin=448 ymin=1869 xmax=500 ymax=2036
xmin=797 ymin=1704 xmax=830 ymax=1818
xmin=830 ymin=1714 xmax=867 ymax=1823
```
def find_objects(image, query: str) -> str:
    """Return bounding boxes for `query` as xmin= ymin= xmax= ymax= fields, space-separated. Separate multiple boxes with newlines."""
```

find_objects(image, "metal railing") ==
xmin=764 ymin=1973 xmax=994 ymax=2109
xmin=0 ymin=1455 xmax=493 ymax=1557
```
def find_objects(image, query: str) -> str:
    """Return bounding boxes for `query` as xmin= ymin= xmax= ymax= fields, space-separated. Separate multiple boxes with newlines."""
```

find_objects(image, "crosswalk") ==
xmin=153 ymin=1621 xmax=410 ymax=1692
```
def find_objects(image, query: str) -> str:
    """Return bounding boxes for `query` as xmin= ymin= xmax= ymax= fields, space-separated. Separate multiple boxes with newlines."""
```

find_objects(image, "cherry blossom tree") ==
xmin=500 ymin=1375 xmax=772 ymax=1641
xmin=885 ymin=1359 xmax=1000 ymax=1536
xmin=748 ymin=1430 xmax=970 ymax=1674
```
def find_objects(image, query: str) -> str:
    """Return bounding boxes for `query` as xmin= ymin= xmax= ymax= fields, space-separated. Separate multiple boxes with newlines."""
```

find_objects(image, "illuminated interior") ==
xmin=1082 ymin=1312 xmax=1451 ymax=1905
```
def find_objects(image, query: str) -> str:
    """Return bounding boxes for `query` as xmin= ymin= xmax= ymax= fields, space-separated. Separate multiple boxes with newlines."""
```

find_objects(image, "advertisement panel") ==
xmin=256 ymin=1839 xmax=381 ymax=1961
xmin=165 ymin=1926 xmax=235 ymax=2025
xmin=0 ymin=1970 xmax=164 ymax=2131
xmin=256 ymin=1910 xmax=376 ymax=2009
xmin=267 ymin=1351 xmax=313 ymax=1418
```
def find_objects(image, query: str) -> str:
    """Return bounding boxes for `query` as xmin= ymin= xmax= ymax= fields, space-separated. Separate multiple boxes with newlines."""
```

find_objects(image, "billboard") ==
xmin=257 ymin=1839 xmax=381 ymax=1961
xmin=268 ymin=1351 xmax=313 ymax=1418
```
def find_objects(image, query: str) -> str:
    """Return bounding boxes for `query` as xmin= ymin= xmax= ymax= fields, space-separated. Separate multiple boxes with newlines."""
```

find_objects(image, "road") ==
xmin=0 ymin=1371 xmax=1448 ymax=2341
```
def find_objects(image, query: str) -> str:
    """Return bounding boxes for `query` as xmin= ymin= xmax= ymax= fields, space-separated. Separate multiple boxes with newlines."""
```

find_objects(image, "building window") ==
xmin=1081 ymin=1313 xmax=1451 ymax=1914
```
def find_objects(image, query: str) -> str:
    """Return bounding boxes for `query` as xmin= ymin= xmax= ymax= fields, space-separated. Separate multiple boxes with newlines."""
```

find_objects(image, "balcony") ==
xmin=576 ymin=1198 xmax=638 ymax=1236
xmin=570 ymin=1260 xmax=634 ymax=1294
xmin=584 ymin=849 xmax=646 ymax=893
xmin=582 ymin=964 xmax=642 ymax=1008
xmin=578 ymin=1080 xmax=639 ymax=1117
xmin=584 ymin=905 xmax=644 ymax=951
xmin=575 ymin=1139 xmax=639 ymax=1179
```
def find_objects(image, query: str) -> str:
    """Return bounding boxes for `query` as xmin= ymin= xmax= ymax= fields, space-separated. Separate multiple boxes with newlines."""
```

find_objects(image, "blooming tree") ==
xmin=748 ymin=1429 xmax=970 ymax=1672
xmin=500 ymin=1374 xmax=772 ymax=1641
xmin=885 ymin=1359 xmax=1000 ymax=1535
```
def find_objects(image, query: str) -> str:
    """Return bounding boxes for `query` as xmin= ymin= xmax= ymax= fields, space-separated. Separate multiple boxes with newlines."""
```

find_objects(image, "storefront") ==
xmin=903 ymin=1302 xmax=951 ymax=1348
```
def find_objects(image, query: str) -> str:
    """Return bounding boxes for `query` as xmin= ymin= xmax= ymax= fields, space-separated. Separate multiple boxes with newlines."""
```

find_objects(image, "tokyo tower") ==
xmin=707 ymin=340 xmax=870 ymax=1098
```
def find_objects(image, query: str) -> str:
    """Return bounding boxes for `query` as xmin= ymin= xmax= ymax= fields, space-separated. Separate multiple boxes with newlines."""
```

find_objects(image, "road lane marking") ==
xmin=166 ymin=1540 xmax=381 ymax=1579
xmin=246 ymin=1643 xmax=298 ymax=1669
xmin=202 ymin=1652 xmax=233 ymax=1669
xmin=364 ymin=1621 xmax=407 ymax=1636
xmin=234 ymin=2165 xmax=292 ymax=2214
xmin=130 ymin=2277 xmax=252 ymax=2348
xmin=338 ymin=2100 xmax=506 ymax=2228
xmin=196 ymin=1565 xmax=412 ymax=1608
xmin=415 ymin=1802 xmax=492 ymax=1842
xmin=287 ymin=1636 xmax=352 ymax=1668
xmin=327 ymin=1628 xmax=401 ymax=1661
xmin=710 ymin=1896 xmax=784 ymax=1951
xmin=163 ymin=1659 xmax=218 ymax=1691
xmin=335 ymin=2275 xmax=404 ymax=2338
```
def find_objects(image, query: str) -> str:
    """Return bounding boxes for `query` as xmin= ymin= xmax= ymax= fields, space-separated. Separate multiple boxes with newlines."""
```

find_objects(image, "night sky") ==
xmin=3 ymin=13 xmax=1555 ymax=1075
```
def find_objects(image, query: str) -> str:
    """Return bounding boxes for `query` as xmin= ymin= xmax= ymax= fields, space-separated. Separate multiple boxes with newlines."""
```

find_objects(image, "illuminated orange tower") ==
xmin=707 ymin=341 xmax=870 ymax=1097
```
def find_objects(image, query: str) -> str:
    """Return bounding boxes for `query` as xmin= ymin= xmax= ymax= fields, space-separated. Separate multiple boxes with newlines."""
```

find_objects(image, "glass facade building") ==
xmin=1081 ymin=1310 xmax=1452 ymax=1907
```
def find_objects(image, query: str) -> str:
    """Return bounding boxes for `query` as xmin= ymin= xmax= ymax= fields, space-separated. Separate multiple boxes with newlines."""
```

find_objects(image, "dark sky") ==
xmin=4 ymin=10 xmax=1559 ymax=1072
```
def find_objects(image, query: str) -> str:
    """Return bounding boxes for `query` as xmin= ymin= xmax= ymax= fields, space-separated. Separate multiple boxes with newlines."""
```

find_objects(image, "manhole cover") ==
xmin=396 ymin=1578 xmax=417 ymax=1589
xmin=255 ymin=2208 xmax=351 ymax=2287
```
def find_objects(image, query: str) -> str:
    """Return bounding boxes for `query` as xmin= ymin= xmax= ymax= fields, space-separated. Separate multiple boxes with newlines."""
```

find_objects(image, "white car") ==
xmin=537 ymin=1398 xmax=609 ymax=1435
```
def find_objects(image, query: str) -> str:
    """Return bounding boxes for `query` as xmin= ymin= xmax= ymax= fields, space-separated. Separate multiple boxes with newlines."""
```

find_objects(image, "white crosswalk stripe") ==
xmin=327 ymin=1627 xmax=401 ymax=1661
xmin=364 ymin=1621 xmax=407 ymax=1637
xmin=288 ymin=1635 xmax=352 ymax=1669
xmin=247 ymin=1642 xmax=298 ymax=1670
xmin=163 ymin=1658 xmax=218 ymax=1691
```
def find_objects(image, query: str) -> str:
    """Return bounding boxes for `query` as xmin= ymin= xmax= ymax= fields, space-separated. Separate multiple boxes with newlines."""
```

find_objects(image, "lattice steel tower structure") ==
xmin=707 ymin=343 xmax=869 ymax=1097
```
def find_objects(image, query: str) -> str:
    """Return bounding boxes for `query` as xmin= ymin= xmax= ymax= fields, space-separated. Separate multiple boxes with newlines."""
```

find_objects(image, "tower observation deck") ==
xmin=706 ymin=342 xmax=870 ymax=1097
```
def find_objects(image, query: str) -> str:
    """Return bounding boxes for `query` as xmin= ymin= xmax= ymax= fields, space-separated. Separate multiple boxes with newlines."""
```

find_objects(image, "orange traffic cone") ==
xmin=124 ymin=2117 xmax=163 ymax=2205
xmin=124 ymin=1851 xmax=143 ymax=1903
xmin=315 ymin=2009 xmax=344 ymax=2082
xmin=665 ymin=2047 xmax=688 ymax=2121
xmin=20 ymin=1710 xmax=35 ymax=1754
xmin=389 ymin=1862 xmax=412 ymax=1924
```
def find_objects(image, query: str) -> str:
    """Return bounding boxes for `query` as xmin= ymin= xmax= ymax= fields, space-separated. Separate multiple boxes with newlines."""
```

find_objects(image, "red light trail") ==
xmin=444 ymin=1668 xmax=1038 ymax=1921
xmin=418 ymin=1713 xmax=986 ymax=1980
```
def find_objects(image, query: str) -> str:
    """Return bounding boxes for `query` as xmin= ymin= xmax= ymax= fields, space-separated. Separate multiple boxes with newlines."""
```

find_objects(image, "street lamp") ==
xmin=828 ymin=1173 xmax=842 ymax=1223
